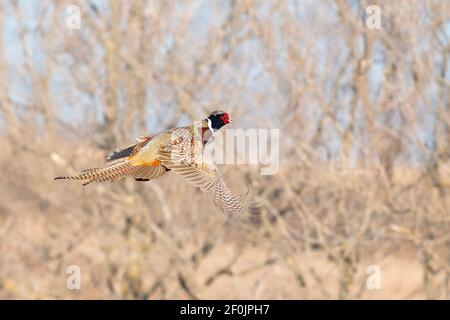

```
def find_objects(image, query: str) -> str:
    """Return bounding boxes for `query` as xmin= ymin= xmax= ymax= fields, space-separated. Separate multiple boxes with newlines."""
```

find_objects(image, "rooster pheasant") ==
xmin=55 ymin=111 xmax=257 ymax=214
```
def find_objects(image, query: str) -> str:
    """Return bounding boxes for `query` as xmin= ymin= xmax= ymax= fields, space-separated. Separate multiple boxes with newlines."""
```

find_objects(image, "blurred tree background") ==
xmin=0 ymin=0 xmax=449 ymax=299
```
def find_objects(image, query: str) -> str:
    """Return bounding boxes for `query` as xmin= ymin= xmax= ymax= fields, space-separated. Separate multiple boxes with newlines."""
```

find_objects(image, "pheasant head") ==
xmin=206 ymin=110 xmax=232 ymax=132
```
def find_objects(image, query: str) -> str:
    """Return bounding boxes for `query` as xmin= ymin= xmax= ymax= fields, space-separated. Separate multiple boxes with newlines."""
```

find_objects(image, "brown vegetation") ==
xmin=0 ymin=0 xmax=449 ymax=299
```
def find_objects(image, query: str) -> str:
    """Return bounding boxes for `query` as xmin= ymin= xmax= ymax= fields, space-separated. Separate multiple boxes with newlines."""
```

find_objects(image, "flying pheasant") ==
xmin=55 ymin=111 xmax=257 ymax=214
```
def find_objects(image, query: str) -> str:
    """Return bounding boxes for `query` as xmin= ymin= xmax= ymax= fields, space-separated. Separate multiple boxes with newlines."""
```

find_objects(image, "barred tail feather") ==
xmin=54 ymin=159 xmax=133 ymax=186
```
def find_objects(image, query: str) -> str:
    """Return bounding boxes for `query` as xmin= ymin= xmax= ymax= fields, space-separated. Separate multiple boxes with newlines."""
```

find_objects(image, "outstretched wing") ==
xmin=106 ymin=135 xmax=154 ymax=162
xmin=156 ymin=144 xmax=255 ymax=214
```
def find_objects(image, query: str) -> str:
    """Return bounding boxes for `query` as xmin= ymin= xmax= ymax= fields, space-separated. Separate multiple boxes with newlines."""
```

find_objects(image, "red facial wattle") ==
xmin=220 ymin=113 xmax=230 ymax=124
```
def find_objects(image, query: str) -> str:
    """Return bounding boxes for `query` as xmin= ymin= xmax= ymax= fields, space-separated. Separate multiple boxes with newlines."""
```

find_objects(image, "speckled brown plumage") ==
xmin=55 ymin=111 xmax=258 ymax=214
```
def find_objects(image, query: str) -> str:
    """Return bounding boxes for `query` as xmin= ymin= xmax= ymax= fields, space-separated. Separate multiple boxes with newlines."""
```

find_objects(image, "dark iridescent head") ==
xmin=206 ymin=110 xmax=232 ymax=132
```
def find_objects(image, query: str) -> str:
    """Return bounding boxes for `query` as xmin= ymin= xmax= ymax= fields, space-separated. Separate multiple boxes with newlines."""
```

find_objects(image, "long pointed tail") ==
xmin=54 ymin=159 xmax=133 ymax=186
